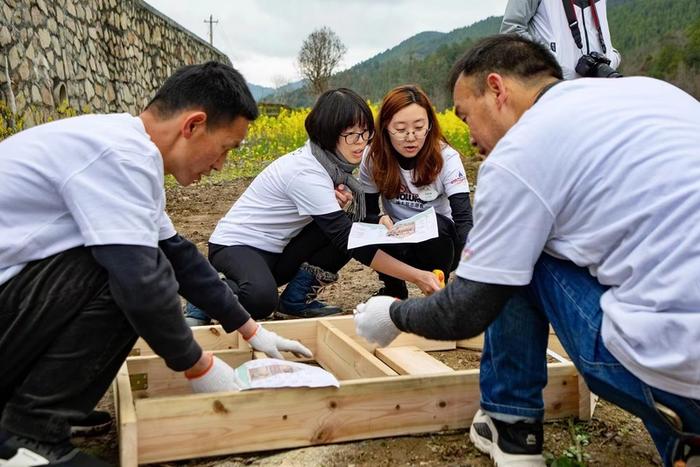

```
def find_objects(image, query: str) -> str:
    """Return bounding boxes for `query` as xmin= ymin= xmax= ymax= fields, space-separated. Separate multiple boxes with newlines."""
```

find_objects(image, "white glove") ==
xmin=353 ymin=296 xmax=401 ymax=347
xmin=187 ymin=355 xmax=240 ymax=393
xmin=246 ymin=325 xmax=313 ymax=359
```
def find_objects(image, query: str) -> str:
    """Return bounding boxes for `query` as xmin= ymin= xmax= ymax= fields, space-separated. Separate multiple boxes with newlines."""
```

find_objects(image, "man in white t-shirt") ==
xmin=354 ymin=35 xmax=700 ymax=466
xmin=0 ymin=62 xmax=311 ymax=465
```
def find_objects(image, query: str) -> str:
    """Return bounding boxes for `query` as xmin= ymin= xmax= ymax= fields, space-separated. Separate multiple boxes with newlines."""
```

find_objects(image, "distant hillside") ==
xmin=277 ymin=16 xmax=501 ymax=109
xmin=611 ymin=0 xmax=700 ymax=96
xmin=246 ymin=83 xmax=275 ymax=101
xmin=277 ymin=0 xmax=699 ymax=109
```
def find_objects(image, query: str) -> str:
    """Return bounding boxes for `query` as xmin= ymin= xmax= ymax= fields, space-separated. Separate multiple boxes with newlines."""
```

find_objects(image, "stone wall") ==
xmin=0 ymin=0 xmax=231 ymax=126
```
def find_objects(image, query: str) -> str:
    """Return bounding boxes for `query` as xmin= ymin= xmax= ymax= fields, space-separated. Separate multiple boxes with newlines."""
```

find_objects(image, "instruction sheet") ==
xmin=348 ymin=207 xmax=439 ymax=249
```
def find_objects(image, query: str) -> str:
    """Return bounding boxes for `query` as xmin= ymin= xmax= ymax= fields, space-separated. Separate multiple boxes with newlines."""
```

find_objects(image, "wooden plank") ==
xmin=131 ymin=325 xmax=239 ymax=356
xmin=325 ymin=315 xmax=456 ymax=351
xmin=127 ymin=349 xmax=252 ymax=398
xmin=375 ymin=346 xmax=454 ymax=375
xmin=456 ymin=334 xmax=484 ymax=350
xmin=113 ymin=362 xmax=138 ymax=467
xmin=457 ymin=330 xmax=570 ymax=360
xmin=315 ymin=321 xmax=397 ymax=380
xmin=577 ymin=377 xmax=599 ymax=421
xmin=132 ymin=364 xmax=580 ymax=464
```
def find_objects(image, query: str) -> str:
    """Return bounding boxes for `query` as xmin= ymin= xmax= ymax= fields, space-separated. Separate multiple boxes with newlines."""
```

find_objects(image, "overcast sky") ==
xmin=143 ymin=0 xmax=509 ymax=88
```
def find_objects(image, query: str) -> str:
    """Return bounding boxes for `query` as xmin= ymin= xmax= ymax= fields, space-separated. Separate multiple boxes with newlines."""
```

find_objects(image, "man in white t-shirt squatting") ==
xmin=0 ymin=62 xmax=312 ymax=465
xmin=354 ymin=34 xmax=700 ymax=467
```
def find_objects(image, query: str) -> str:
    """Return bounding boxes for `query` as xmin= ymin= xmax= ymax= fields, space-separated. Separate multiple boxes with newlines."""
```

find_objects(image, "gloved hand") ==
xmin=246 ymin=325 xmax=313 ymax=359
xmin=353 ymin=296 xmax=401 ymax=347
xmin=187 ymin=353 xmax=241 ymax=393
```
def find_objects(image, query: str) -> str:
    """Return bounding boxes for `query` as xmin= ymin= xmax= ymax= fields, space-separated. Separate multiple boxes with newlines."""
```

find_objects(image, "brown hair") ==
xmin=369 ymin=85 xmax=446 ymax=199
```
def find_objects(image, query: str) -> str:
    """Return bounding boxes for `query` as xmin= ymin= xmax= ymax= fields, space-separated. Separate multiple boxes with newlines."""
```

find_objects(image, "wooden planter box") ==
xmin=113 ymin=316 xmax=596 ymax=466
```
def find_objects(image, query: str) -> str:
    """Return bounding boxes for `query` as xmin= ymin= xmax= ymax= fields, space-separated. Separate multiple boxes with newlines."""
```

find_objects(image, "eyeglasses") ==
xmin=387 ymin=125 xmax=431 ymax=141
xmin=340 ymin=130 xmax=374 ymax=145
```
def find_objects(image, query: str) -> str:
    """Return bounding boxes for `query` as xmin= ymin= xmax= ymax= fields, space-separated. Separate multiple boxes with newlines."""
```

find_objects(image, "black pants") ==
xmin=378 ymin=213 xmax=461 ymax=284
xmin=209 ymin=222 xmax=351 ymax=319
xmin=0 ymin=248 xmax=137 ymax=442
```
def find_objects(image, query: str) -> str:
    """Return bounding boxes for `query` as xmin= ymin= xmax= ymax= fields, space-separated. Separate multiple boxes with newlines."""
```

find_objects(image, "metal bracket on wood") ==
xmin=130 ymin=373 xmax=148 ymax=390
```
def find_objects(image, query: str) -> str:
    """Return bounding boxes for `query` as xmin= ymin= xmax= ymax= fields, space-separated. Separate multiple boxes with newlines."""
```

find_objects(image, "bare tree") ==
xmin=297 ymin=26 xmax=347 ymax=96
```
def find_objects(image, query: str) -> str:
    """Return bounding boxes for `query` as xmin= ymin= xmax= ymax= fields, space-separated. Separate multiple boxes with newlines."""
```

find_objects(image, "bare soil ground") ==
xmin=76 ymin=179 xmax=661 ymax=466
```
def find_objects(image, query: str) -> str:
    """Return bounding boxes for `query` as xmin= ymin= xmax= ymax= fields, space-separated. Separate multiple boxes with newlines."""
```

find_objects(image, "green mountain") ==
xmin=278 ymin=0 xmax=700 ymax=109
xmin=278 ymin=17 xmax=501 ymax=109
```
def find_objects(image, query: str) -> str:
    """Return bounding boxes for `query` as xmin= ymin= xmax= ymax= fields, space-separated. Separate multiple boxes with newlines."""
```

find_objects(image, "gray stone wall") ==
xmin=0 ymin=0 xmax=231 ymax=126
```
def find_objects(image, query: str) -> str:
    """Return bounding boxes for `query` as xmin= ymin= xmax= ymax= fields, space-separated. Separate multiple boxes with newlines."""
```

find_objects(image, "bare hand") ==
xmin=379 ymin=214 xmax=394 ymax=230
xmin=335 ymin=184 xmax=353 ymax=209
xmin=413 ymin=270 xmax=442 ymax=295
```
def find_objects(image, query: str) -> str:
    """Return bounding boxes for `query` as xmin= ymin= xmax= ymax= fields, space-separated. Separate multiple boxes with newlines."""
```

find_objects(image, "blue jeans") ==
xmin=480 ymin=254 xmax=700 ymax=466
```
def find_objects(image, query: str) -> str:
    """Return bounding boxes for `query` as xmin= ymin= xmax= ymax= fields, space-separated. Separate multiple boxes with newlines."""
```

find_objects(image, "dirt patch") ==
xmin=75 ymin=180 xmax=661 ymax=466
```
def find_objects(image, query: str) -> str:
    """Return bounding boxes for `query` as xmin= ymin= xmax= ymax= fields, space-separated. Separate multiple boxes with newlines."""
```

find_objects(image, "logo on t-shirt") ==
xmin=461 ymin=247 xmax=474 ymax=261
xmin=449 ymin=171 xmax=467 ymax=186
xmin=396 ymin=184 xmax=425 ymax=209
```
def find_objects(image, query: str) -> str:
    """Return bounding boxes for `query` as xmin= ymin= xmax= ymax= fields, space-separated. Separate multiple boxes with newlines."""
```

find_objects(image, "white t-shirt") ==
xmin=0 ymin=113 xmax=176 ymax=286
xmin=456 ymin=77 xmax=700 ymax=398
xmin=210 ymin=141 xmax=341 ymax=253
xmin=359 ymin=144 xmax=470 ymax=221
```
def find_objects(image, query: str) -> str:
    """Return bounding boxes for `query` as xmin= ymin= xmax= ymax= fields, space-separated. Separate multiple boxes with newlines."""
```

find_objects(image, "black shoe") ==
xmin=277 ymin=263 xmax=343 ymax=318
xmin=276 ymin=300 xmax=342 ymax=319
xmin=469 ymin=409 xmax=545 ymax=466
xmin=70 ymin=410 xmax=112 ymax=437
xmin=0 ymin=433 xmax=111 ymax=466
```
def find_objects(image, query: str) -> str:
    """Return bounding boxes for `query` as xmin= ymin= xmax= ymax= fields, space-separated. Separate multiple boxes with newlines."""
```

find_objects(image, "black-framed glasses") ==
xmin=387 ymin=125 xmax=431 ymax=141
xmin=340 ymin=130 xmax=374 ymax=145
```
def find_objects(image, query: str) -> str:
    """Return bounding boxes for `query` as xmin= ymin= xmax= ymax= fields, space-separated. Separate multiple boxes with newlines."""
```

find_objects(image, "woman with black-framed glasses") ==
xmin=184 ymin=88 xmax=441 ymax=325
xmin=360 ymin=85 xmax=474 ymax=298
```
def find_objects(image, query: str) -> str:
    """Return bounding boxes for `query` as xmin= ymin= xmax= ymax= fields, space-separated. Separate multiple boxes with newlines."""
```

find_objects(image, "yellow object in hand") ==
xmin=433 ymin=269 xmax=445 ymax=288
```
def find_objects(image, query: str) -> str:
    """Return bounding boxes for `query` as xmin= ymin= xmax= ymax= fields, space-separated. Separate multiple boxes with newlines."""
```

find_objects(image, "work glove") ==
xmin=187 ymin=354 xmax=240 ymax=393
xmin=246 ymin=325 xmax=313 ymax=359
xmin=353 ymin=296 xmax=401 ymax=347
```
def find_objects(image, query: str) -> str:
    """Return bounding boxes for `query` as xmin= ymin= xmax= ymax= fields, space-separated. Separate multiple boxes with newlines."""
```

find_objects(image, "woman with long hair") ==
xmin=184 ymin=88 xmax=441 ymax=325
xmin=360 ymin=84 xmax=473 ymax=298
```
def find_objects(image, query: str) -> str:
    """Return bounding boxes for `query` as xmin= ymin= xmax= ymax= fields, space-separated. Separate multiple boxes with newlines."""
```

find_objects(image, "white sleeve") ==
xmin=456 ymin=161 xmax=554 ymax=286
xmin=440 ymin=147 xmax=470 ymax=197
xmin=287 ymin=171 xmax=342 ymax=216
xmin=158 ymin=210 xmax=177 ymax=241
xmin=60 ymin=151 xmax=163 ymax=247
xmin=359 ymin=151 xmax=379 ymax=193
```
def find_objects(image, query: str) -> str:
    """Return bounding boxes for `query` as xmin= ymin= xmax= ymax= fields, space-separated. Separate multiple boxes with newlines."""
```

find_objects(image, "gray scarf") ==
xmin=309 ymin=141 xmax=366 ymax=221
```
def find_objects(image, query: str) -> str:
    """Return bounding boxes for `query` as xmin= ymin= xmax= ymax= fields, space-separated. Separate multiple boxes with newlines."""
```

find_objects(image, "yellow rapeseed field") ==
xmin=207 ymin=105 xmax=480 ymax=186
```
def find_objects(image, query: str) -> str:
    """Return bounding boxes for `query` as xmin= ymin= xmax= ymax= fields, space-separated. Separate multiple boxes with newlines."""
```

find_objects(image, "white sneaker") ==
xmin=469 ymin=409 xmax=546 ymax=466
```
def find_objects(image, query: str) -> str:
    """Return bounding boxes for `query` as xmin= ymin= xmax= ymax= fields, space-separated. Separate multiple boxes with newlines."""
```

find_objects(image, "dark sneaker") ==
xmin=0 ymin=433 xmax=111 ymax=466
xmin=276 ymin=300 xmax=342 ymax=319
xmin=70 ymin=410 xmax=112 ymax=437
xmin=469 ymin=409 xmax=545 ymax=466
xmin=277 ymin=263 xmax=343 ymax=318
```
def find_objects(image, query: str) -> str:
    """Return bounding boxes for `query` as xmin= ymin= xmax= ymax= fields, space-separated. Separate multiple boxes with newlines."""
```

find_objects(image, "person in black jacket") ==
xmin=359 ymin=84 xmax=473 ymax=298
xmin=0 ymin=62 xmax=310 ymax=466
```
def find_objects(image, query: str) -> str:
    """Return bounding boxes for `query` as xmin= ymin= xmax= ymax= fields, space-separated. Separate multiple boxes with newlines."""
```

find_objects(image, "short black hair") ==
xmin=146 ymin=61 xmax=258 ymax=129
xmin=449 ymin=34 xmax=563 ymax=94
xmin=305 ymin=88 xmax=373 ymax=152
